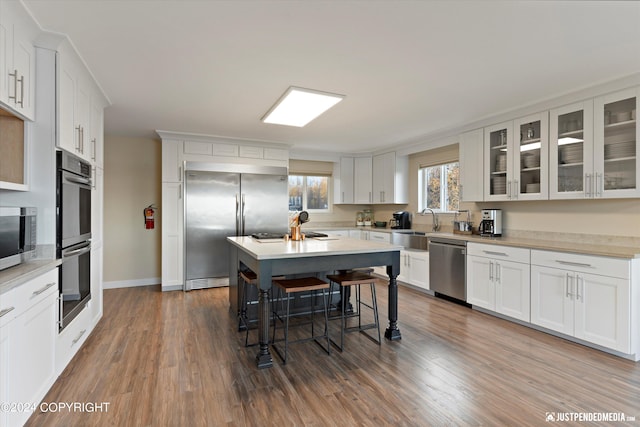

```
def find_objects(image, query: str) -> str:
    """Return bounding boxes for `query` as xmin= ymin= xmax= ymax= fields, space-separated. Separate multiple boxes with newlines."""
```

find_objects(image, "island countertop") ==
xmin=226 ymin=235 xmax=403 ymax=260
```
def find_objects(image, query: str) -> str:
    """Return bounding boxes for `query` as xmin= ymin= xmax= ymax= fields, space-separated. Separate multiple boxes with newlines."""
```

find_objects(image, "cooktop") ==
xmin=250 ymin=231 xmax=329 ymax=239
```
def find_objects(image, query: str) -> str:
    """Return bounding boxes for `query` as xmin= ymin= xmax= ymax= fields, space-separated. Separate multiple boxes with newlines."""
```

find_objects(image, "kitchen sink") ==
xmin=391 ymin=231 xmax=429 ymax=251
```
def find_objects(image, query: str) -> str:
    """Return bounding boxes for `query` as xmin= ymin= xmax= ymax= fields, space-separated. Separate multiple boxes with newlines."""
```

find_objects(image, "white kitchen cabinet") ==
xmin=55 ymin=301 xmax=91 ymax=375
xmin=161 ymin=182 xmax=184 ymax=291
xmin=399 ymin=250 xmax=429 ymax=290
xmin=349 ymin=229 xmax=363 ymax=239
xmin=593 ymin=87 xmax=640 ymax=198
xmin=57 ymin=41 xmax=94 ymax=162
xmin=459 ymin=128 xmax=484 ymax=202
xmin=334 ymin=157 xmax=354 ymax=204
xmin=162 ymin=139 xmax=183 ymax=182
xmin=549 ymin=99 xmax=595 ymax=199
xmin=372 ymin=152 xmax=408 ymax=204
xmin=0 ymin=0 xmax=37 ymax=120
xmin=354 ymin=156 xmax=373 ymax=204
xmin=1 ymin=268 xmax=58 ymax=427
xmin=467 ymin=243 xmax=531 ymax=322
xmin=368 ymin=231 xmax=390 ymax=243
xmin=483 ymin=113 xmax=549 ymax=201
xmin=89 ymin=93 xmax=106 ymax=167
xmin=530 ymin=250 xmax=630 ymax=353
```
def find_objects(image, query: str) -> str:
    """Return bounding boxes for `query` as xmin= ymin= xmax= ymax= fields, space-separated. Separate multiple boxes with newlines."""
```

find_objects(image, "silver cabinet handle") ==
xmin=17 ymin=74 xmax=24 ymax=107
xmin=0 ymin=307 xmax=15 ymax=318
xmin=556 ymin=260 xmax=592 ymax=268
xmin=369 ymin=191 xmax=372 ymax=203
xmin=514 ymin=180 xmax=519 ymax=199
xmin=584 ymin=173 xmax=592 ymax=198
xmin=72 ymin=329 xmax=87 ymax=345
xmin=489 ymin=261 xmax=494 ymax=281
xmin=92 ymin=138 xmax=97 ymax=161
xmin=495 ymin=262 xmax=501 ymax=283
xmin=75 ymin=125 xmax=82 ymax=152
xmin=576 ymin=275 xmax=583 ymax=302
xmin=32 ymin=282 xmax=57 ymax=296
xmin=483 ymin=250 xmax=509 ymax=257
xmin=596 ymin=172 xmax=602 ymax=197
xmin=507 ymin=180 xmax=511 ymax=198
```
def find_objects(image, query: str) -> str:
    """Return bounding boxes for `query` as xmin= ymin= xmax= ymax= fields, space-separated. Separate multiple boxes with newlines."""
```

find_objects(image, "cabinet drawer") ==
xmin=13 ymin=269 xmax=59 ymax=313
xmin=531 ymin=249 xmax=629 ymax=279
xmin=183 ymin=141 xmax=212 ymax=155
xmin=369 ymin=231 xmax=390 ymax=243
xmin=467 ymin=243 xmax=530 ymax=264
xmin=0 ymin=287 xmax=18 ymax=328
xmin=56 ymin=305 xmax=92 ymax=375
xmin=239 ymin=146 xmax=263 ymax=159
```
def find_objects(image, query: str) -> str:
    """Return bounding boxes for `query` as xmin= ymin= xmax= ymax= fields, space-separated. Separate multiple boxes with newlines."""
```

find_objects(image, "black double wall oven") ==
xmin=56 ymin=150 xmax=92 ymax=331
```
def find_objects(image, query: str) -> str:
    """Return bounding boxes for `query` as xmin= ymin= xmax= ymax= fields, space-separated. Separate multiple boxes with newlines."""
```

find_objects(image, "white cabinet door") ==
xmin=530 ymin=265 xmax=574 ymax=335
xmin=0 ymin=0 xmax=36 ymax=120
xmin=354 ymin=156 xmax=372 ymax=204
xmin=512 ymin=112 xmax=549 ymax=201
xmin=574 ymin=272 xmax=629 ymax=353
xmin=593 ymin=87 xmax=640 ymax=198
xmin=459 ymin=128 xmax=484 ymax=202
xmin=408 ymin=251 xmax=429 ymax=290
xmin=162 ymin=139 xmax=183 ymax=182
xmin=348 ymin=229 xmax=362 ymax=239
xmin=397 ymin=250 xmax=408 ymax=284
xmin=484 ymin=121 xmax=514 ymax=201
xmin=11 ymin=292 xmax=57 ymax=427
xmin=162 ymin=182 xmax=184 ymax=290
xmin=90 ymin=243 xmax=103 ymax=323
xmin=89 ymin=93 xmax=105 ymax=167
xmin=58 ymin=55 xmax=77 ymax=155
xmin=549 ymin=100 xmax=595 ymax=199
xmin=0 ymin=317 xmax=12 ymax=427
xmin=494 ymin=259 xmax=530 ymax=322
xmin=334 ymin=157 xmax=354 ymax=204
xmin=466 ymin=255 xmax=494 ymax=311
xmin=368 ymin=231 xmax=390 ymax=243
xmin=372 ymin=152 xmax=408 ymax=204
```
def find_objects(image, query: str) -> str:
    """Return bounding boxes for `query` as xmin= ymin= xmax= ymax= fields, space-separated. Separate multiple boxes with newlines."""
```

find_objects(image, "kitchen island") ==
xmin=227 ymin=236 xmax=402 ymax=368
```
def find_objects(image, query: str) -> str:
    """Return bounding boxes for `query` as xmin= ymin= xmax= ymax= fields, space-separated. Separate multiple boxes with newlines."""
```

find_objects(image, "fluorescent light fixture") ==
xmin=262 ymin=87 xmax=344 ymax=127
xmin=558 ymin=137 xmax=583 ymax=145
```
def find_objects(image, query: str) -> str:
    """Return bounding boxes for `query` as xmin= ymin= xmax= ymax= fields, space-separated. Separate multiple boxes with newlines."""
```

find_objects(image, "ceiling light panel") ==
xmin=262 ymin=87 xmax=344 ymax=127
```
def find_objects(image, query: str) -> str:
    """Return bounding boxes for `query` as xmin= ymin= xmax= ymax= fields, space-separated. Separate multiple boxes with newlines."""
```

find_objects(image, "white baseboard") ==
xmin=103 ymin=277 xmax=161 ymax=289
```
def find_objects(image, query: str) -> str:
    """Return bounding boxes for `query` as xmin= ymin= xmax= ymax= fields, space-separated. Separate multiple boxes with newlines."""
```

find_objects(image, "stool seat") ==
xmin=273 ymin=277 xmax=330 ymax=293
xmin=327 ymin=271 xmax=384 ymax=287
xmin=271 ymin=277 xmax=331 ymax=364
xmin=326 ymin=271 xmax=382 ymax=351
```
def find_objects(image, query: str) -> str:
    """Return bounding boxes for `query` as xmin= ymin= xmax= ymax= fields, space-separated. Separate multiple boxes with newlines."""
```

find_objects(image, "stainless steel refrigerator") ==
xmin=184 ymin=163 xmax=289 ymax=290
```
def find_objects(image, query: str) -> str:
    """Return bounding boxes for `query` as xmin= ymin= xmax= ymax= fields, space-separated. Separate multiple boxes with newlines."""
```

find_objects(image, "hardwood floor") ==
xmin=26 ymin=284 xmax=639 ymax=426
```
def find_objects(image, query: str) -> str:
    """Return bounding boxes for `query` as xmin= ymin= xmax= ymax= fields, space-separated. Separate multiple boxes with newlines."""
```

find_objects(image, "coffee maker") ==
xmin=390 ymin=211 xmax=411 ymax=229
xmin=479 ymin=209 xmax=502 ymax=237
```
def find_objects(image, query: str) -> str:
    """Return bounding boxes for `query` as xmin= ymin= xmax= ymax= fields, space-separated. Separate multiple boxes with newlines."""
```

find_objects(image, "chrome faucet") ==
xmin=422 ymin=208 xmax=440 ymax=232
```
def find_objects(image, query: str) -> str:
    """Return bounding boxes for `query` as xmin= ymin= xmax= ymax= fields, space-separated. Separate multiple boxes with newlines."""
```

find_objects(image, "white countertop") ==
xmin=227 ymin=236 xmax=402 ymax=260
xmin=0 ymin=259 xmax=61 ymax=295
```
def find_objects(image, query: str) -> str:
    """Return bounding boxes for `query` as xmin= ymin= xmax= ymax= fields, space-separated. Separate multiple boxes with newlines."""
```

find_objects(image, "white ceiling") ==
xmin=23 ymin=0 xmax=640 ymax=155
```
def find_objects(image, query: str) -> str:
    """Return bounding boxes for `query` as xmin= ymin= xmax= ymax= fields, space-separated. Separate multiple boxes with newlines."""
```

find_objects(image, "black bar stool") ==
xmin=271 ymin=277 xmax=331 ymax=364
xmin=326 ymin=271 xmax=382 ymax=351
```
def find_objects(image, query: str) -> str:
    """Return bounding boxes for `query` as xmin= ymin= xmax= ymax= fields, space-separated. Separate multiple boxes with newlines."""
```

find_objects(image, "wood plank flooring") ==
xmin=26 ymin=284 xmax=640 ymax=426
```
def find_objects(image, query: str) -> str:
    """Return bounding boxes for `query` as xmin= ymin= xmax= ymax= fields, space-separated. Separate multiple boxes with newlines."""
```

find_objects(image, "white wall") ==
xmin=103 ymin=136 xmax=161 ymax=287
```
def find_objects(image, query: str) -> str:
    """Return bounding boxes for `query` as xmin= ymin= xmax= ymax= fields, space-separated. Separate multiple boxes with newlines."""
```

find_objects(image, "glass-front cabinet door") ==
xmin=514 ymin=112 xmax=548 ymax=200
xmin=484 ymin=121 xmax=512 ymax=201
xmin=594 ymin=87 xmax=639 ymax=198
xmin=549 ymin=100 xmax=594 ymax=199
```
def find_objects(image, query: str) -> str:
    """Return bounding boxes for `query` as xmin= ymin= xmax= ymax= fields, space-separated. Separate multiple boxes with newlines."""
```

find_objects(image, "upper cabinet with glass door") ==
xmin=484 ymin=115 xmax=548 ymax=201
xmin=484 ymin=121 xmax=512 ymax=201
xmin=594 ymin=87 xmax=639 ymax=198
xmin=514 ymin=112 xmax=549 ymax=200
xmin=550 ymin=100 xmax=594 ymax=199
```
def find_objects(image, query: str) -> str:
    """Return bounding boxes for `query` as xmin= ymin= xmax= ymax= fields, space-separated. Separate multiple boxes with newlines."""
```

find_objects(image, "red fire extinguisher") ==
xmin=144 ymin=205 xmax=156 ymax=230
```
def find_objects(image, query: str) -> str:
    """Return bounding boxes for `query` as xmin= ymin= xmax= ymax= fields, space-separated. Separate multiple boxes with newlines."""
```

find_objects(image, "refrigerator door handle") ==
xmin=241 ymin=193 xmax=246 ymax=235
xmin=235 ymin=193 xmax=240 ymax=235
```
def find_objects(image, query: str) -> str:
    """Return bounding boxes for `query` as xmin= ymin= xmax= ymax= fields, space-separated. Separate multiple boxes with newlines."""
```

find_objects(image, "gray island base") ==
xmin=227 ymin=236 xmax=402 ymax=368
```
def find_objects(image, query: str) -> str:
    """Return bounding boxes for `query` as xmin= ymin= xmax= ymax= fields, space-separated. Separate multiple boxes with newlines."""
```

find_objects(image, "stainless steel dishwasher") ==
xmin=429 ymin=237 xmax=467 ymax=301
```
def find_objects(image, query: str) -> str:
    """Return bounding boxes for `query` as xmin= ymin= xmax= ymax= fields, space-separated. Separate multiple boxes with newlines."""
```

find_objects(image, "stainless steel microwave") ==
xmin=0 ymin=207 xmax=37 ymax=270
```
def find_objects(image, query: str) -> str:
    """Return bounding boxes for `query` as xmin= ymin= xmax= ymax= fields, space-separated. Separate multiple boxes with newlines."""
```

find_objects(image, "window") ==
xmin=288 ymin=175 xmax=330 ymax=212
xmin=418 ymin=162 xmax=459 ymax=212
